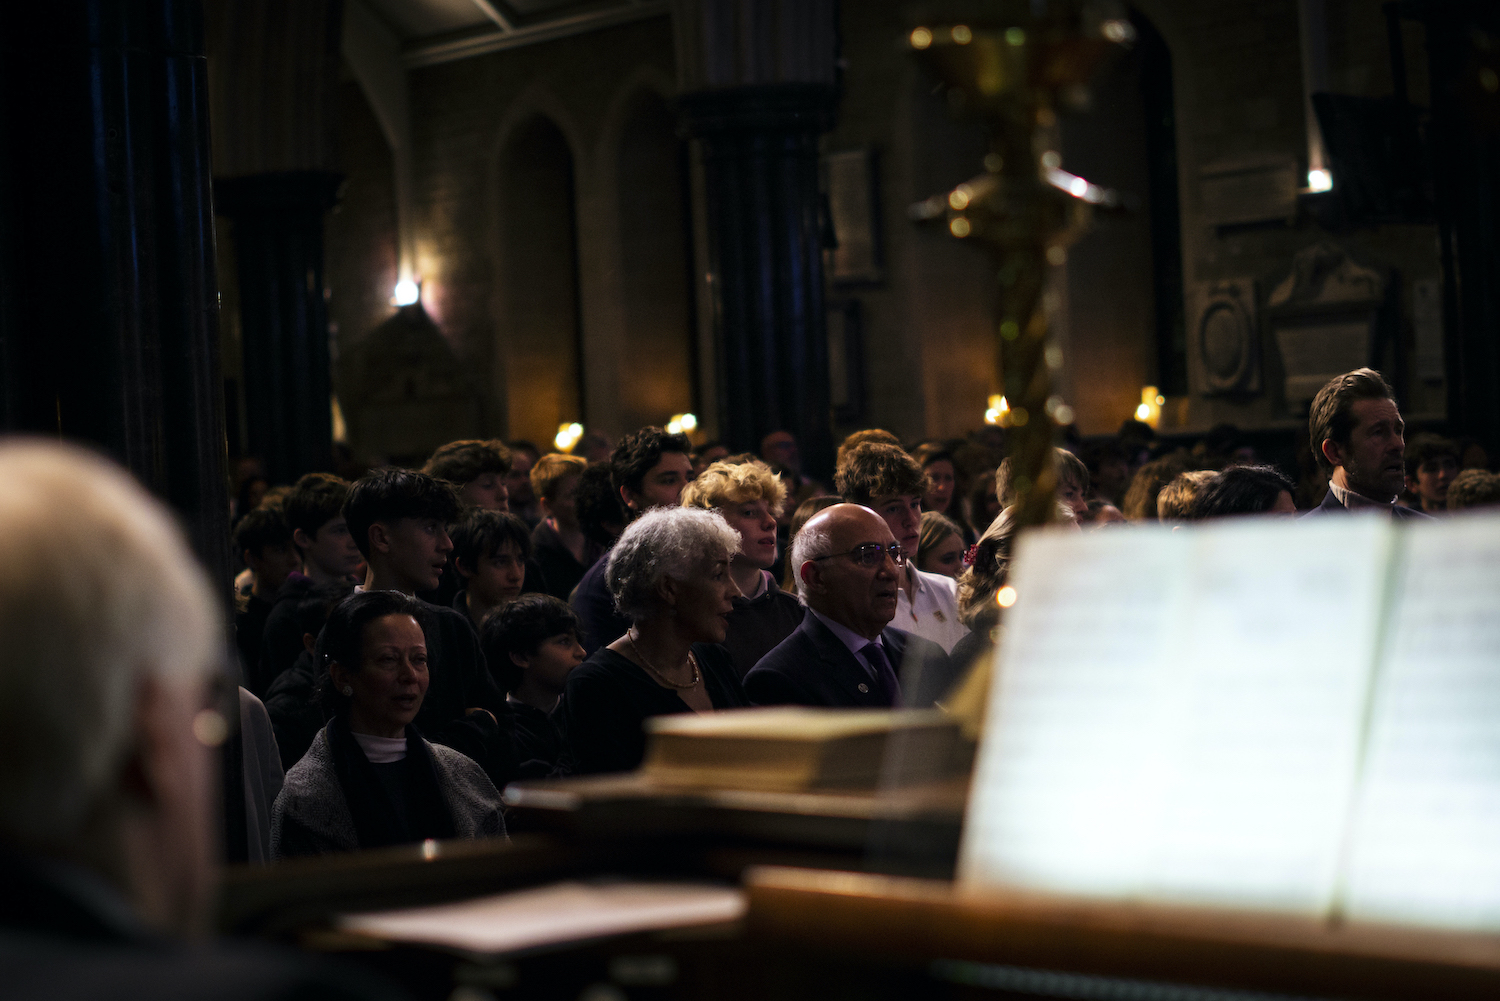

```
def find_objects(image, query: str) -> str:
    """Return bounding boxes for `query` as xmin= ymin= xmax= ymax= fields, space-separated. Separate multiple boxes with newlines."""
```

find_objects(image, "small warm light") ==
xmin=1101 ymin=19 xmax=1135 ymax=44
xmin=949 ymin=185 xmax=972 ymax=210
xmin=997 ymin=585 xmax=1018 ymax=608
xmin=1046 ymin=246 xmax=1067 ymax=265
xmin=666 ymin=412 xmax=698 ymax=435
xmin=1010 ymin=406 xmax=1030 ymax=427
xmin=952 ymin=25 xmax=972 ymax=44
xmin=1005 ymin=27 xmax=1026 ymax=46
xmin=1136 ymin=385 xmax=1162 ymax=428
xmin=393 ymin=279 xmax=420 ymax=306
xmin=910 ymin=27 xmax=933 ymax=49
xmin=1068 ymin=176 xmax=1089 ymax=198
xmin=950 ymin=217 xmax=972 ymax=238
xmin=421 ymin=839 xmax=440 ymax=860
xmin=1044 ymin=395 xmax=1075 ymax=426
xmin=1307 ymin=168 xmax=1333 ymax=192
xmin=554 ymin=422 xmax=584 ymax=452
xmin=1041 ymin=150 xmax=1061 ymax=169
xmin=1000 ymin=319 xmax=1020 ymax=341
xmin=985 ymin=393 xmax=1010 ymax=426
xmin=193 ymin=709 xmax=228 ymax=748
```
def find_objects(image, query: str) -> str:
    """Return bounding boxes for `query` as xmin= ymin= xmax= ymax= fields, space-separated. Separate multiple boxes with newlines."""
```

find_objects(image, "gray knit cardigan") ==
xmin=270 ymin=725 xmax=507 ymax=859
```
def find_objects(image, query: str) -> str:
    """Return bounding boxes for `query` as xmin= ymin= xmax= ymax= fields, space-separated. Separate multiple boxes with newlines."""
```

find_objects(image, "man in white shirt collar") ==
xmin=1304 ymin=368 xmax=1432 ymax=521
xmin=833 ymin=441 xmax=967 ymax=651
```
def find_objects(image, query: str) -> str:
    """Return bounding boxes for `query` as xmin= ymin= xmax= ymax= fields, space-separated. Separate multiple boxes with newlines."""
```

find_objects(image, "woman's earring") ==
xmin=342 ymin=686 xmax=353 ymax=696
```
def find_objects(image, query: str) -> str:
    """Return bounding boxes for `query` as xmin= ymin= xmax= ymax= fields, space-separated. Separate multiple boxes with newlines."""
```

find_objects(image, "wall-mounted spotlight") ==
xmin=393 ymin=279 xmax=420 ymax=307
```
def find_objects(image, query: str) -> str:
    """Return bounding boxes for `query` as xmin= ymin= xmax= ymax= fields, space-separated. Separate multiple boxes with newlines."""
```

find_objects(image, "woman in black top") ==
xmin=271 ymin=591 xmax=505 ymax=858
xmin=556 ymin=506 xmax=750 ymax=774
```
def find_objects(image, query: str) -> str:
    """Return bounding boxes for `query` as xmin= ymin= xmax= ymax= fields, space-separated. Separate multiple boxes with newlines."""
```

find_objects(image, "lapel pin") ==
xmin=857 ymin=683 xmax=869 ymax=693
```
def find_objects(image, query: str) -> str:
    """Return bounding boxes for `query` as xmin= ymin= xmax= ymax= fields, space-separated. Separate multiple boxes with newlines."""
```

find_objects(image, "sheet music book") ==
xmin=959 ymin=511 xmax=1500 ymax=931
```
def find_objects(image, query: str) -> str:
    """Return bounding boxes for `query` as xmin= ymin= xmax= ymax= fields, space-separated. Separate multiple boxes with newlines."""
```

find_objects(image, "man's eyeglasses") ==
xmin=813 ymin=542 xmax=907 ymax=569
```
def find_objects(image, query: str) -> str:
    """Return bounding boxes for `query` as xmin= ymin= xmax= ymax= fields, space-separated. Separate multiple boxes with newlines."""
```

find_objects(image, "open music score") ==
xmin=960 ymin=511 xmax=1500 ymax=932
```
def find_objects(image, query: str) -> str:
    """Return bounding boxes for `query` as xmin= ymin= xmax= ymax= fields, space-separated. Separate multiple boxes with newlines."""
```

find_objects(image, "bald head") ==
xmin=790 ymin=503 xmax=900 ymax=640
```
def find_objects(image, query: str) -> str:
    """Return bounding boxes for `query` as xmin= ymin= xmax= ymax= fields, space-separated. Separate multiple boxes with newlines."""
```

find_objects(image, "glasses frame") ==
xmin=812 ymin=542 xmax=908 ymax=569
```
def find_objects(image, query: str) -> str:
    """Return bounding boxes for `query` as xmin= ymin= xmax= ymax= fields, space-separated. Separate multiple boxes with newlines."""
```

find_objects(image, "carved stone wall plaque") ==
xmin=1199 ymin=153 xmax=1299 ymax=228
xmin=1188 ymin=278 xmax=1260 ymax=396
xmin=1266 ymin=242 xmax=1390 ymax=414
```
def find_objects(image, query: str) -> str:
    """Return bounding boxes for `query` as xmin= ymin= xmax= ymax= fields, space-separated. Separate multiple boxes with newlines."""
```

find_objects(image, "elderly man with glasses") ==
xmin=744 ymin=504 xmax=954 ymax=709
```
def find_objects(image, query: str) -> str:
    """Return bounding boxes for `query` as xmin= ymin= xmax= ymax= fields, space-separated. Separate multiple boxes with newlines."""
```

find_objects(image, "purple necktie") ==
xmin=862 ymin=640 xmax=902 ymax=704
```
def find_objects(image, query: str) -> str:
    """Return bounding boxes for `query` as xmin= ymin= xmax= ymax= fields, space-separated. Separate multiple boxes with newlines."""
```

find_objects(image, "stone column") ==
xmin=0 ymin=0 xmax=232 ymax=589
xmin=674 ymin=0 xmax=840 ymax=478
xmin=215 ymin=173 xmax=342 ymax=484
xmin=205 ymin=0 xmax=344 ymax=483
xmin=1419 ymin=1 xmax=1500 ymax=445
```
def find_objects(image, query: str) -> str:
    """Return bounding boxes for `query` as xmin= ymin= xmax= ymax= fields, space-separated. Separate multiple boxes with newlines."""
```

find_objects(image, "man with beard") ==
xmin=1304 ymin=369 xmax=1432 ymax=520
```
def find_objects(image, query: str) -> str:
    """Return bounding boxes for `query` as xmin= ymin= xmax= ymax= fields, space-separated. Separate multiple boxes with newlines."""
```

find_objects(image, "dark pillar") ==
xmin=682 ymin=85 xmax=838 ymax=480
xmin=1420 ymin=0 xmax=1500 ymax=447
xmin=214 ymin=172 xmax=341 ymax=485
xmin=0 ymin=0 xmax=232 ymax=589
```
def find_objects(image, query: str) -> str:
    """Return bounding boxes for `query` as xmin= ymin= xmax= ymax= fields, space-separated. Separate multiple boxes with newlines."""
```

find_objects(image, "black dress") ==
xmin=554 ymin=643 xmax=748 ymax=775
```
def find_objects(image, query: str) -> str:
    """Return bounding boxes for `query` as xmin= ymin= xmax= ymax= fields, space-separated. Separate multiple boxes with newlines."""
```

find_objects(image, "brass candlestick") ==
xmin=909 ymin=6 xmax=1132 ymax=528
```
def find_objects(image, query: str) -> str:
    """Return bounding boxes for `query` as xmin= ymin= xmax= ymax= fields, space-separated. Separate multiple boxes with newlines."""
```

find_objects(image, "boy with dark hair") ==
xmin=423 ymin=439 xmax=511 ymax=511
xmin=836 ymin=442 xmax=966 ymax=653
xmin=450 ymin=509 xmax=532 ymax=629
xmin=345 ymin=468 xmax=463 ymax=594
xmin=259 ymin=473 xmax=365 ymax=695
xmin=479 ymin=594 xmax=585 ymax=778
xmin=342 ymin=467 xmax=517 ymax=785
xmin=233 ymin=505 xmax=301 ymax=693
xmin=285 ymin=472 xmax=364 ymax=584
xmin=571 ymin=427 xmax=694 ymax=653
xmin=574 ymin=461 xmax=628 ymax=550
xmin=1403 ymin=433 xmax=1461 ymax=514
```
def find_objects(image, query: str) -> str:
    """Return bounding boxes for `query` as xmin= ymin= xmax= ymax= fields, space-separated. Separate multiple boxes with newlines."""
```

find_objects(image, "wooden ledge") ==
xmin=743 ymin=866 xmax=1500 ymax=1000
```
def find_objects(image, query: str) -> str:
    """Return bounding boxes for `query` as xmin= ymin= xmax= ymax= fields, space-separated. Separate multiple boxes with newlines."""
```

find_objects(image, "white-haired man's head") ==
xmin=0 ymin=441 xmax=221 ymax=932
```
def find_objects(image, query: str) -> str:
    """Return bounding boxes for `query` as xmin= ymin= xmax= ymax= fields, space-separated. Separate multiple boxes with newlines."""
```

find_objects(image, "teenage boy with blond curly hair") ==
xmin=681 ymin=459 xmax=806 ymax=678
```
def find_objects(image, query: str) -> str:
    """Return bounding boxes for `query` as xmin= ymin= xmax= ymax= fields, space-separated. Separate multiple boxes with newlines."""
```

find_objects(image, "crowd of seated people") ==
xmin=212 ymin=364 xmax=1500 ymax=862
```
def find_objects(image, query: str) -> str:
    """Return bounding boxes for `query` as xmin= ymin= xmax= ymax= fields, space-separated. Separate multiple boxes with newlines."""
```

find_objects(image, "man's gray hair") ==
xmin=606 ymin=506 xmax=741 ymax=623
xmin=0 ymin=442 xmax=219 ymax=847
xmin=789 ymin=517 xmax=836 ymax=603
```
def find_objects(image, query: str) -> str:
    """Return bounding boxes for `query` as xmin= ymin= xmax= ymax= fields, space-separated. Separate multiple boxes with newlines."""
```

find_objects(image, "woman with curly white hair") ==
xmin=555 ymin=506 xmax=750 ymax=774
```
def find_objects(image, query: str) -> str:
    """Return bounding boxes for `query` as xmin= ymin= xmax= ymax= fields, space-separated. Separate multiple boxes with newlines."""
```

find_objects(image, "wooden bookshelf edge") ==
xmin=742 ymin=866 xmax=1500 ymax=1001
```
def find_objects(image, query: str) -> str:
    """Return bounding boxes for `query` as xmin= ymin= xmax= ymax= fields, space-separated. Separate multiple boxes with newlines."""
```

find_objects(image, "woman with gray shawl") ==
xmin=271 ymin=590 xmax=505 ymax=858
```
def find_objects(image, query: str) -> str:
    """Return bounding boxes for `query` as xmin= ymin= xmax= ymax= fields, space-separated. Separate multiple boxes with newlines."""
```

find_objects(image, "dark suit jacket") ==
xmin=744 ymin=613 xmax=956 ymax=710
xmin=1302 ymin=486 xmax=1434 ymax=520
xmin=0 ymin=852 xmax=409 ymax=1001
xmin=571 ymin=552 xmax=630 ymax=656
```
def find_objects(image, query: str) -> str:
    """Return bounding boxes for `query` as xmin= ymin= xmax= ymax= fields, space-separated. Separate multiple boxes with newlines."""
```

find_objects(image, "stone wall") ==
xmin=320 ymin=0 xmax=1449 ymax=462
